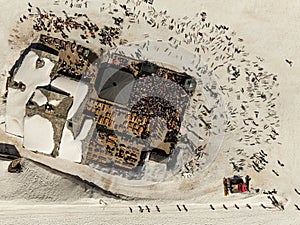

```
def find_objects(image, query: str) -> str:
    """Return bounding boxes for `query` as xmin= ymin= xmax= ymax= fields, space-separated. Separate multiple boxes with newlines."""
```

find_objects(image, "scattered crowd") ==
xmin=40 ymin=34 xmax=90 ymax=79
xmin=27 ymin=3 xmax=121 ymax=46
xmin=23 ymin=0 xmax=284 ymax=187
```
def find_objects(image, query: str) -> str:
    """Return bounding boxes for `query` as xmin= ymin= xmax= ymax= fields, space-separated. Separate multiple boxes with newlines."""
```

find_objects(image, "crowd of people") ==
xmin=40 ymin=34 xmax=90 ymax=80
xmin=104 ymin=54 xmax=192 ymax=150
xmin=130 ymin=96 xmax=181 ymax=144
xmin=30 ymin=5 xmax=121 ymax=46
xmin=86 ymin=129 xmax=142 ymax=170
xmin=26 ymin=0 xmax=281 ymax=182
xmin=156 ymin=69 xmax=195 ymax=96
xmin=100 ymin=55 xmax=193 ymax=155
xmin=126 ymin=73 xmax=191 ymax=155
xmin=83 ymin=98 xmax=149 ymax=173
xmin=130 ymin=75 xmax=189 ymax=115
xmin=82 ymin=69 xmax=187 ymax=169
xmin=63 ymin=0 xmax=88 ymax=9
xmin=143 ymin=0 xmax=154 ymax=5
xmin=7 ymin=0 xmax=292 ymax=206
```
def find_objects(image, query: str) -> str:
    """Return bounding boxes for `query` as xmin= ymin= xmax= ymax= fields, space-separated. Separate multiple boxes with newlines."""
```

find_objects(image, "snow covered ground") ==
xmin=1 ymin=0 xmax=300 ymax=224
xmin=31 ymin=89 xmax=47 ymax=106
xmin=58 ymin=119 xmax=93 ymax=162
xmin=50 ymin=76 xmax=91 ymax=162
xmin=5 ymin=51 xmax=54 ymax=136
xmin=51 ymin=76 xmax=88 ymax=120
xmin=0 ymin=194 xmax=299 ymax=225
xmin=5 ymin=52 xmax=89 ymax=158
xmin=23 ymin=115 xmax=54 ymax=154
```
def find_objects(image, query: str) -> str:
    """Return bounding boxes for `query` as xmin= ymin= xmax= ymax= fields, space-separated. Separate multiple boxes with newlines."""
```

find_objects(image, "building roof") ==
xmin=0 ymin=143 xmax=20 ymax=159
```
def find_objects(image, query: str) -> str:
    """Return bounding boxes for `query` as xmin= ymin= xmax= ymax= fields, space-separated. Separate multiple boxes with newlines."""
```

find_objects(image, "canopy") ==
xmin=96 ymin=66 xmax=135 ymax=105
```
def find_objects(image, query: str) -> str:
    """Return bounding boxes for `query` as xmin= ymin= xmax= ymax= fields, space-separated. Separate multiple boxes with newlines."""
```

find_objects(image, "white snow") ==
xmin=23 ymin=115 xmax=54 ymax=154
xmin=5 ymin=88 xmax=27 ymax=136
xmin=13 ymin=52 xmax=53 ymax=86
xmin=48 ymin=99 xmax=61 ymax=107
xmin=58 ymin=119 xmax=92 ymax=162
xmin=32 ymin=91 xmax=62 ymax=107
xmin=51 ymin=76 xmax=88 ymax=119
xmin=5 ymin=51 xmax=54 ymax=136
xmin=2 ymin=1 xmax=300 ymax=224
xmin=76 ymin=119 xmax=93 ymax=140
xmin=31 ymin=89 xmax=47 ymax=106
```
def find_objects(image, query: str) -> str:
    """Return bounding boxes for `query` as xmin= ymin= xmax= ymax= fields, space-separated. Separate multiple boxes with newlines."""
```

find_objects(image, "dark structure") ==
xmin=0 ymin=143 xmax=20 ymax=159
xmin=83 ymin=53 xmax=196 ymax=172
xmin=149 ymin=148 xmax=169 ymax=162
xmin=8 ymin=158 xmax=22 ymax=173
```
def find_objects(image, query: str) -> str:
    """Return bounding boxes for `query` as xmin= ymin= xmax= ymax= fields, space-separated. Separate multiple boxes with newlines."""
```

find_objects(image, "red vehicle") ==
xmin=223 ymin=175 xmax=251 ymax=196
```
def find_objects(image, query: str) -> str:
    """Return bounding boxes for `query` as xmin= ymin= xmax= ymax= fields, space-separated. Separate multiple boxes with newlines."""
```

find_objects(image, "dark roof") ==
xmin=0 ymin=143 xmax=20 ymax=159
xmin=141 ymin=61 xmax=159 ymax=75
xmin=95 ymin=65 xmax=135 ymax=105
xmin=38 ymin=84 xmax=70 ymax=96
xmin=149 ymin=148 xmax=169 ymax=162
xmin=31 ymin=43 xmax=59 ymax=56
xmin=88 ymin=51 xmax=98 ymax=63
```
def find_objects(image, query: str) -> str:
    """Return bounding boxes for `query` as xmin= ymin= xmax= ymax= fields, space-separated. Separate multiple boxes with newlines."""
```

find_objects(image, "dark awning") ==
xmin=0 ymin=143 xmax=20 ymax=159
xmin=96 ymin=66 xmax=135 ymax=105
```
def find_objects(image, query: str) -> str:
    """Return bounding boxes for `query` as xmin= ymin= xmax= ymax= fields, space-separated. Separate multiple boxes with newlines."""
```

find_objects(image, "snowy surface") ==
xmin=5 ymin=88 xmax=27 ymax=136
xmin=51 ymin=77 xmax=88 ymax=119
xmin=23 ymin=115 xmax=54 ymax=154
xmin=31 ymin=89 xmax=47 ymax=106
xmin=1 ymin=0 xmax=300 ymax=224
xmin=5 ymin=51 xmax=54 ymax=136
xmin=58 ymin=119 xmax=92 ymax=162
xmin=76 ymin=119 xmax=93 ymax=140
xmin=13 ymin=51 xmax=53 ymax=85
xmin=48 ymin=99 xmax=61 ymax=106
xmin=0 ymin=197 xmax=299 ymax=225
